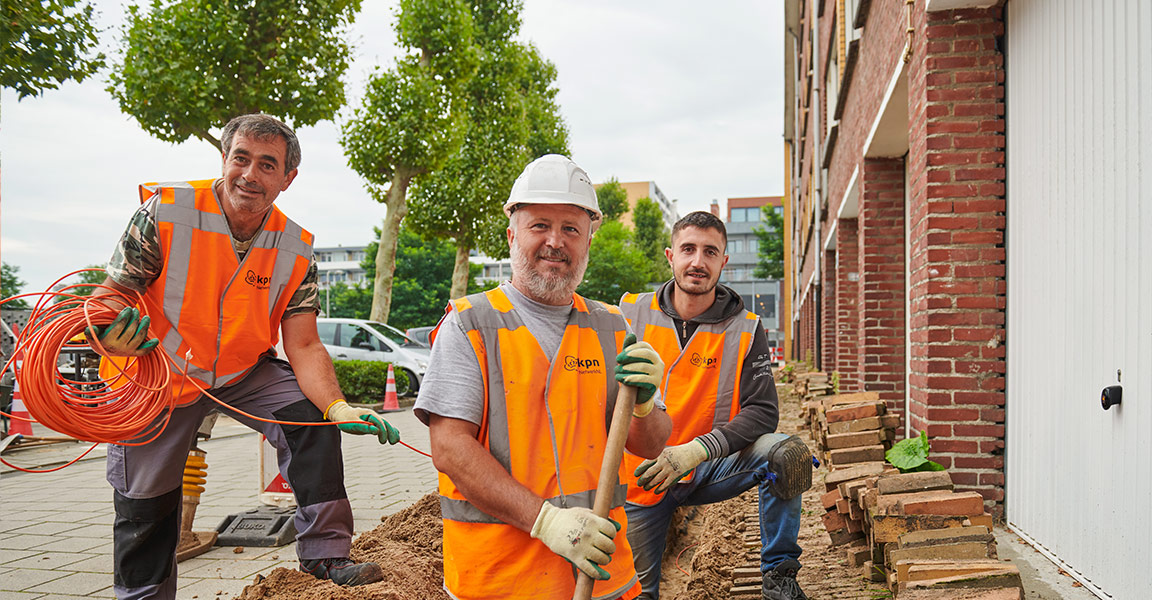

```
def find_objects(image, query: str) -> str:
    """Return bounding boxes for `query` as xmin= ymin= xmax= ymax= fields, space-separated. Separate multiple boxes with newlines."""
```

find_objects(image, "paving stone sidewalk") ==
xmin=0 ymin=408 xmax=435 ymax=600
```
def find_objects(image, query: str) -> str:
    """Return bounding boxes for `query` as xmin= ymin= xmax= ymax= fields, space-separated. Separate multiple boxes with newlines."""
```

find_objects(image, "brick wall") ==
xmin=835 ymin=218 xmax=861 ymax=391
xmin=906 ymin=3 xmax=1007 ymax=512
xmin=822 ymin=250 xmax=837 ymax=371
xmin=858 ymin=158 xmax=907 ymax=425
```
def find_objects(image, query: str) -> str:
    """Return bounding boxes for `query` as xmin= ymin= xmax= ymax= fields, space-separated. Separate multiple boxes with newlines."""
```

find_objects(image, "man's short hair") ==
xmin=672 ymin=211 xmax=727 ymax=248
xmin=220 ymin=114 xmax=301 ymax=174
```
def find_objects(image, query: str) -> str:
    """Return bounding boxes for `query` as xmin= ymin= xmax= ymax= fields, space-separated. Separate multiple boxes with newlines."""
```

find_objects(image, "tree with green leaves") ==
xmin=596 ymin=178 xmax=629 ymax=223
xmin=406 ymin=0 xmax=568 ymax=301
xmin=577 ymin=221 xmax=652 ymax=305
xmin=633 ymin=197 xmax=671 ymax=282
xmin=1 ymin=0 xmax=104 ymax=99
xmin=341 ymin=0 xmax=477 ymax=322
xmin=1 ymin=263 xmax=30 ymax=309
xmin=324 ymin=282 xmax=372 ymax=320
xmin=359 ymin=227 xmax=491 ymax=331
xmin=107 ymin=0 xmax=361 ymax=148
xmin=753 ymin=204 xmax=785 ymax=279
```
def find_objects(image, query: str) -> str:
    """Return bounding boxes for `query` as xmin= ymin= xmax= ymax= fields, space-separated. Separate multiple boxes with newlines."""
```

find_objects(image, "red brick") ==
xmin=822 ymin=488 xmax=842 ymax=510
xmin=826 ymin=402 xmax=886 ymax=423
xmin=898 ymin=491 xmax=986 ymax=517
xmin=823 ymin=509 xmax=848 ymax=531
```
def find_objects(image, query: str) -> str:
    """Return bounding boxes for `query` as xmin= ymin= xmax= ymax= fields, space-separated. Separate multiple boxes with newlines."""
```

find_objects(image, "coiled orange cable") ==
xmin=1 ymin=270 xmax=431 ymax=473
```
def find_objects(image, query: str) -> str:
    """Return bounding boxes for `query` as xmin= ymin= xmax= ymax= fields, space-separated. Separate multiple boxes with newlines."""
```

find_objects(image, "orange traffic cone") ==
xmin=8 ymin=377 xmax=33 ymax=436
xmin=379 ymin=363 xmax=402 ymax=412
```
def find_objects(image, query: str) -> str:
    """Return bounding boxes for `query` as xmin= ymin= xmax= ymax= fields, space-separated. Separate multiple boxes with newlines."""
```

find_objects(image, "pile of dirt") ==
xmin=233 ymin=493 xmax=448 ymax=600
xmin=666 ymin=493 xmax=752 ymax=600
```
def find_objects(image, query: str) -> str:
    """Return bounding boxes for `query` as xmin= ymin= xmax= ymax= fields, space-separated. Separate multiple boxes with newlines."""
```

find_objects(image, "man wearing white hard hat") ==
xmin=415 ymin=154 xmax=673 ymax=600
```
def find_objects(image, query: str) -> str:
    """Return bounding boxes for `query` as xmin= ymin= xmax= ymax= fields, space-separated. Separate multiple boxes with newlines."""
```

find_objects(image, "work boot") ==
xmin=299 ymin=557 xmax=384 ymax=586
xmin=762 ymin=559 xmax=807 ymax=600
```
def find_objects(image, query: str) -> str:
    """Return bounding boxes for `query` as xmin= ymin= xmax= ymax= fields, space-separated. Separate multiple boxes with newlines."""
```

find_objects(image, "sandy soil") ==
xmin=232 ymin=379 xmax=891 ymax=600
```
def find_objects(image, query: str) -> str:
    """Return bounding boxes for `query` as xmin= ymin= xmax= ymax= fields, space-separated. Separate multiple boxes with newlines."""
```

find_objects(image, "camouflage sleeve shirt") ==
xmin=107 ymin=199 xmax=320 ymax=319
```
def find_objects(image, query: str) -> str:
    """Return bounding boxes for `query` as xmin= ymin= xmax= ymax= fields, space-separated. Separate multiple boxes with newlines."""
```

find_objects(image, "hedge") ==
xmin=332 ymin=359 xmax=409 ymax=404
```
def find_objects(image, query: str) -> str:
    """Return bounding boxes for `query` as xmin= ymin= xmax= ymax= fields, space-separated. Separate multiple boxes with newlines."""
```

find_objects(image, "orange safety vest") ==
xmin=618 ymin=291 xmax=761 ymax=506
xmin=437 ymin=287 xmax=641 ymax=600
xmin=101 ymin=180 xmax=314 ymax=407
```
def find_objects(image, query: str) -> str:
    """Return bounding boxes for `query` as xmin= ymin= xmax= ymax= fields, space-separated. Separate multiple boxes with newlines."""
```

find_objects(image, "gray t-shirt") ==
xmin=414 ymin=281 xmax=663 ymax=426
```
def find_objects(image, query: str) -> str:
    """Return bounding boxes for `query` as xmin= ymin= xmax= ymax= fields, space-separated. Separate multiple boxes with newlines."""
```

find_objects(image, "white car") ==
xmin=314 ymin=318 xmax=429 ymax=397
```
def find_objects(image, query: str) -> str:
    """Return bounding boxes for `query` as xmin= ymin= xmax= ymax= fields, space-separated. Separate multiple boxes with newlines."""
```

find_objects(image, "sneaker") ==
xmin=299 ymin=557 xmax=384 ymax=586
xmin=762 ymin=559 xmax=807 ymax=600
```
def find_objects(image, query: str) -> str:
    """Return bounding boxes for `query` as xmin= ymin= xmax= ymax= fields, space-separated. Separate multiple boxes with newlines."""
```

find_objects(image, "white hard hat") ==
xmin=503 ymin=154 xmax=602 ymax=223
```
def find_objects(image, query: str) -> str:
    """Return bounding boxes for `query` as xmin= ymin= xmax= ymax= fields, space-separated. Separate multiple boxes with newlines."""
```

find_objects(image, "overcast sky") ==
xmin=1 ymin=0 xmax=783 ymax=296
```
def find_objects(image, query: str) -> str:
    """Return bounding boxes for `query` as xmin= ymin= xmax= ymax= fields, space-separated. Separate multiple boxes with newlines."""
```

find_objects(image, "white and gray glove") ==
xmin=529 ymin=502 xmax=619 ymax=580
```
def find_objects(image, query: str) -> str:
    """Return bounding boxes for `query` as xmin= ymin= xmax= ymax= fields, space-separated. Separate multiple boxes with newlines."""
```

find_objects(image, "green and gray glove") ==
xmin=325 ymin=400 xmax=400 ymax=445
xmin=530 ymin=501 xmax=619 ymax=580
xmin=86 ymin=307 xmax=159 ymax=357
xmin=634 ymin=439 xmax=711 ymax=494
xmin=614 ymin=333 xmax=664 ymax=416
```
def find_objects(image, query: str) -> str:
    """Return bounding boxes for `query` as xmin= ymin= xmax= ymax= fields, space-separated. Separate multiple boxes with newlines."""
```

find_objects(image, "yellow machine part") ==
xmin=182 ymin=451 xmax=208 ymax=497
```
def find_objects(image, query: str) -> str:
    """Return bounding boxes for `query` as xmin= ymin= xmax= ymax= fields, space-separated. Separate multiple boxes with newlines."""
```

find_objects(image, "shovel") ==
xmin=572 ymin=384 xmax=637 ymax=600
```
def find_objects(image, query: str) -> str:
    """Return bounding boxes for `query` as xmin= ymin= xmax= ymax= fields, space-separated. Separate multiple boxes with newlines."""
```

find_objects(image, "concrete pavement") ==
xmin=0 ymin=408 xmax=436 ymax=600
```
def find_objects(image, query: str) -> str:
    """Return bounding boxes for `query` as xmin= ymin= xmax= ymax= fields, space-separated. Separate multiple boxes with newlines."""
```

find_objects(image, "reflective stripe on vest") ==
xmin=127 ymin=180 xmax=312 ymax=405
xmin=619 ymin=291 xmax=760 ymax=506
xmin=438 ymin=287 xmax=640 ymax=600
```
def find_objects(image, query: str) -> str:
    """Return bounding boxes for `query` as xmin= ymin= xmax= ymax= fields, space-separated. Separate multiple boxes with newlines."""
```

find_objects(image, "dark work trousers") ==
xmin=106 ymin=358 xmax=353 ymax=600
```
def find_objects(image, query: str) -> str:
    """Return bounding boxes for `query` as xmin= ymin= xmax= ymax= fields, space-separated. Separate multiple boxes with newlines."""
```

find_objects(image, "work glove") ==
xmin=86 ymin=307 xmax=159 ymax=357
xmin=634 ymin=439 xmax=711 ymax=494
xmin=530 ymin=501 xmax=619 ymax=580
xmin=614 ymin=333 xmax=664 ymax=414
xmin=325 ymin=400 xmax=400 ymax=445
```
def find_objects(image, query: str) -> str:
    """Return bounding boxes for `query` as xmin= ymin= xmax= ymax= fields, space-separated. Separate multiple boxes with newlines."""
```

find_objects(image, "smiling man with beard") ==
xmin=414 ymin=154 xmax=672 ymax=600
xmin=618 ymin=211 xmax=814 ymax=600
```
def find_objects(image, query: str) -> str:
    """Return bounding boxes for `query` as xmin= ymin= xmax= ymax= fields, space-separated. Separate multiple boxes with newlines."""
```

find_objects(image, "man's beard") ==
xmin=510 ymin=238 xmax=589 ymax=304
xmin=674 ymin=267 xmax=718 ymax=296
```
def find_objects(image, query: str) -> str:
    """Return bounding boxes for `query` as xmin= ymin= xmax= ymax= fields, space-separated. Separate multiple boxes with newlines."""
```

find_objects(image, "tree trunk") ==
xmin=370 ymin=167 xmax=415 ymax=323
xmin=450 ymin=243 xmax=472 ymax=300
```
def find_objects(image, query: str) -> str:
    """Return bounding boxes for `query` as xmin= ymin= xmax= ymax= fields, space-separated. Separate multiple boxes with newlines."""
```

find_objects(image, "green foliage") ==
xmin=1 ymin=263 xmax=29 ymax=309
xmin=1 ymin=0 xmax=105 ymax=99
xmin=341 ymin=0 xmax=481 ymax=322
xmin=332 ymin=359 xmax=408 ymax=404
xmin=753 ymin=204 xmax=785 ymax=279
xmin=596 ymin=178 xmax=629 ymax=223
xmin=107 ymin=0 xmax=361 ymax=148
xmin=885 ymin=431 xmax=946 ymax=473
xmin=342 ymin=57 xmax=467 ymax=194
xmin=577 ymin=221 xmax=652 ymax=304
xmin=361 ymin=227 xmax=487 ymax=330
xmin=830 ymin=370 xmax=841 ymax=395
xmin=407 ymin=4 xmax=568 ymax=297
xmin=325 ymin=282 xmax=372 ymax=319
xmin=633 ymin=197 xmax=671 ymax=282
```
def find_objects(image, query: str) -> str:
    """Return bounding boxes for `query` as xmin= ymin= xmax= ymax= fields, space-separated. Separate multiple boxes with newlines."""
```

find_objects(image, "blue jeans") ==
xmin=624 ymin=432 xmax=803 ymax=599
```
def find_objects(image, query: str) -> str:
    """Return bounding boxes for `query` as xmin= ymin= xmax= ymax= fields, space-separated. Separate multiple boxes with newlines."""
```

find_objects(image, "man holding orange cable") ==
xmin=89 ymin=114 xmax=396 ymax=599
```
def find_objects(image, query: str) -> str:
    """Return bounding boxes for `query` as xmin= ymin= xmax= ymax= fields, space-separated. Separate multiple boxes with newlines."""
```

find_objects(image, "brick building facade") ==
xmin=784 ymin=0 xmax=1008 ymax=511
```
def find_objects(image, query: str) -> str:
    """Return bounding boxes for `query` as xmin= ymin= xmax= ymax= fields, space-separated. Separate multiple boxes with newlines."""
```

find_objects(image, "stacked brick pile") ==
xmin=806 ymin=392 xmax=1024 ymax=598
xmin=792 ymin=371 xmax=831 ymax=399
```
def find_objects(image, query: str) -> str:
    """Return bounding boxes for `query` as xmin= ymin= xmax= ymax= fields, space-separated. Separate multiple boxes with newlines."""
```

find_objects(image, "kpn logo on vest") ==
xmin=563 ymin=355 xmax=602 ymax=374
xmin=690 ymin=353 xmax=718 ymax=369
xmin=245 ymin=269 xmax=271 ymax=290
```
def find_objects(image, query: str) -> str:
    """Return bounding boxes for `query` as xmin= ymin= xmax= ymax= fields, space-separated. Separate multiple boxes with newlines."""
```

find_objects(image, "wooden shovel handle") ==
xmin=572 ymin=384 xmax=637 ymax=600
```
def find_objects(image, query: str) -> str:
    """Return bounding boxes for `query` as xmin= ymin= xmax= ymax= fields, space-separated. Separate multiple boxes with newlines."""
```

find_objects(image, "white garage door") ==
xmin=1006 ymin=1 xmax=1152 ymax=597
